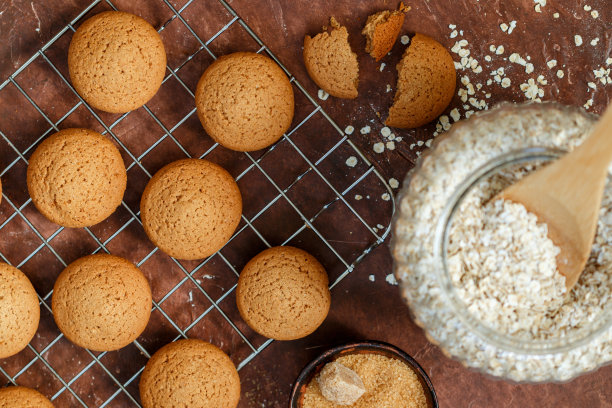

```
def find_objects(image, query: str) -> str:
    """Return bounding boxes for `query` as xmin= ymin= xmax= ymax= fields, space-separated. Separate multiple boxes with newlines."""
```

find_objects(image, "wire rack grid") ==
xmin=0 ymin=0 xmax=395 ymax=406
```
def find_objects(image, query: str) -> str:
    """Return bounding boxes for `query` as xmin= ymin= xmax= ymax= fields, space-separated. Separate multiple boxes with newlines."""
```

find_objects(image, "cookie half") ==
xmin=236 ymin=246 xmax=331 ymax=340
xmin=195 ymin=52 xmax=294 ymax=151
xmin=68 ymin=11 xmax=166 ymax=113
xmin=362 ymin=3 xmax=410 ymax=61
xmin=304 ymin=17 xmax=359 ymax=99
xmin=386 ymin=33 xmax=456 ymax=128
xmin=0 ymin=264 xmax=39 ymax=359
xmin=52 ymin=254 xmax=152 ymax=351
xmin=140 ymin=159 xmax=242 ymax=260
xmin=27 ymin=128 xmax=127 ymax=228
xmin=140 ymin=339 xmax=240 ymax=408
xmin=0 ymin=386 xmax=54 ymax=408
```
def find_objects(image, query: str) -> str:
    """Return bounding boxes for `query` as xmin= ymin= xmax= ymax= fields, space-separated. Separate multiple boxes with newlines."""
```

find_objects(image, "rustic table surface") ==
xmin=0 ymin=0 xmax=611 ymax=407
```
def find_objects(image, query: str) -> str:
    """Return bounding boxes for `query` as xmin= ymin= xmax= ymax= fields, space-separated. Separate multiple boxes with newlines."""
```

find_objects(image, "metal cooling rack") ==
xmin=0 ymin=0 xmax=395 ymax=406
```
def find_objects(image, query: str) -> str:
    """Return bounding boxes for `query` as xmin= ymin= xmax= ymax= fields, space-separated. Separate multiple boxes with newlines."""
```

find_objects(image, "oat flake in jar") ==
xmin=392 ymin=103 xmax=612 ymax=382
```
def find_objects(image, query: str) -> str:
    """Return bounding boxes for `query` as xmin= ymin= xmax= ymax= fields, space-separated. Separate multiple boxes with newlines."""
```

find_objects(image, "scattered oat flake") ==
xmin=574 ymin=35 xmax=583 ymax=46
xmin=588 ymin=82 xmax=597 ymax=90
xmin=607 ymin=58 xmax=612 ymax=65
xmin=450 ymin=30 xmax=458 ymax=38
xmin=344 ymin=125 xmax=354 ymax=135
xmin=547 ymin=59 xmax=557 ymax=68
xmin=386 ymin=84 xmax=392 ymax=93
xmin=400 ymin=35 xmax=410 ymax=45
xmin=360 ymin=126 xmax=371 ymax=134
xmin=525 ymin=63 xmax=534 ymax=74
xmin=381 ymin=193 xmax=391 ymax=201
xmin=591 ymin=10 xmax=599 ymax=18
xmin=553 ymin=12 xmax=560 ymax=18
xmin=379 ymin=63 xmax=386 ymax=72
xmin=385 ymin=273 xmax=398 ymax=286
xmin=583 ymin=4 xmax=592 ymax=11
xmin=496 ymin=45 xmax=505 ymax=55
xmin=345 ymin=156 xmax=358 ymax=167
xmin=369 ymin=275 xmax=375 ymax=282
xmin=484 ymin=55 xmax=492 ymax=62
xmin=386 ymin=141 xmax=396 ymax=150
xmin=373 ymin=142 xmax=385 ymax=153
xmin=557 ymin=69 xmax=565 ymax=78
xmin=450 ymin=108 xmax=461 ymax=122
xmin=381 ymin=127 xmax=391 ymax=137
xmin=318 ymin=89 xmax=329 ymax=100
xmin=355 ymin=194 xmax=362 ymax=200
xmin=591 ymin=38 xmax=599 ymax=46
xmin=501 ymin=78 xmax=511 ymax=88
xmin=389 ymin=178 xmax=399 ymax=189
xmin=584 ymin=98 xmax=593 ymax=109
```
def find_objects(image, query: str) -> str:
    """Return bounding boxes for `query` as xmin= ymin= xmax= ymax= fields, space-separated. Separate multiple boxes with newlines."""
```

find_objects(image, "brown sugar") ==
xmin=362 ymin=3 xmax=410 ymax=61
xmin=302 ymin=353 xmax=428 ymax=408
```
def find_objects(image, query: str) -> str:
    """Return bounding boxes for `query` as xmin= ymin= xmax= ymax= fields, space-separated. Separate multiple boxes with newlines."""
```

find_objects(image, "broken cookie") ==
xmin=386 ymin=33 xmax=456 ymax=128
xmin=304 ymin=17 xmax=359 ymax=99
xmin=362 ymin=2 xmax=410 ymax=61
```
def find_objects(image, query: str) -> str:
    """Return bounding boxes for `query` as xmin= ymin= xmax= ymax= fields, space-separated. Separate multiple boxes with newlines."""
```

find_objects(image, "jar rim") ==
xmin=433 ymin=146 xmax=612 ymax=354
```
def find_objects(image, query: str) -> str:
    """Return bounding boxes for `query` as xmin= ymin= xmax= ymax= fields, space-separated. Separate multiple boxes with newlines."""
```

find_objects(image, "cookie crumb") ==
xmin=345 ymin=156 xmax=358 ymax=167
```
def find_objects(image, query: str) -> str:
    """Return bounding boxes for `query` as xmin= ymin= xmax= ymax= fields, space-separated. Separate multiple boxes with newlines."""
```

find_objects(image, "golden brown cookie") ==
xmin=140 ymin=159 xmax=242 ymax=260
xmin=0 ymin=264 xmax=39 ymax=359
xmin=27 ymin=128 xmax=127 ymax=228
xmin=386 ymin=33 xmax=456 ymax=128
xmin=52 ymin=254 xmax=152 ymax=352
xmin=195 ymin=52 xmax=294 ymax=152
xmin=362 ymin=3 xmax=410 ymax=61
xmin=0 ymin=386 xmax=54 ymax=408
xmin=139 ymin=339 xmax=240 ymax=408
xmin=236 ymin=246 xmax=331 ymax=340
xmin=304 ymin=17 xmax=359 ymax=99
xmin=68 ymin=11 xmax=166 ymax=113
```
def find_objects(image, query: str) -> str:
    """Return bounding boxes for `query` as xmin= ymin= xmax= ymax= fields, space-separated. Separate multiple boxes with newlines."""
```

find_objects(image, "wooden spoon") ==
xmin=499 ymin=104 xmax=612 ymax=290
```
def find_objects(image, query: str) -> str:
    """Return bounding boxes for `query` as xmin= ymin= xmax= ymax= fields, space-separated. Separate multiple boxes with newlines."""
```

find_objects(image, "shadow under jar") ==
xmin=392 ymin=103 xmax=612 ymax=382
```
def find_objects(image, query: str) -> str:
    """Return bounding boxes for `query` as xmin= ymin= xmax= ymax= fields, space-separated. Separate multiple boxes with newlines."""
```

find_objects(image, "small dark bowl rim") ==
xmin=289 ymin=340 xmax=438 ymax=408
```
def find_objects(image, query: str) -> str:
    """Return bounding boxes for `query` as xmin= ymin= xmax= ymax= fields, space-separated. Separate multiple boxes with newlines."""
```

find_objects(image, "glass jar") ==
xmin=392 ymin=102 xmax=612 ymax=382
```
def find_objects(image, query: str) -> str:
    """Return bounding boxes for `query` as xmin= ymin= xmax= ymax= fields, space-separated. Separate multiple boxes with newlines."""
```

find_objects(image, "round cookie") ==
xmin=386 ymin=33 xmax=456 ymax=129
xmin=236 ymin=246 xmax=331 ymax=340
xmin=52 ymin=254 xmax=152 ymax=352
xmin=68 ymin=11 xmax=166 ymax=113
xmin=27 ymin=128 xmax=127 ymax=228
xmin=0 ymin=386 xmax=54 ymax=408
xmin=195 ymin=52 xmax=294 ymax=151
xmin=0 ymin=264 xmax=39 ymax=359
xmin=140 ymin=159 xmax=242 ymax=260
xmin=139 ymin=339 xmax=240 ymax=408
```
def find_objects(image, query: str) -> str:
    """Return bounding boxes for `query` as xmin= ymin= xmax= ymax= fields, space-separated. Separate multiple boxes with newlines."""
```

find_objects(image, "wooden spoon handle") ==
xmin=570 ymin=105 xmax=612 ymax=174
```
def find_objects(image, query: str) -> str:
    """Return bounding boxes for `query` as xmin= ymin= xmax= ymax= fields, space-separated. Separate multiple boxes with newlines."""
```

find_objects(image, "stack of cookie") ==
xmin=0 ymin=9 xmax=335 ymax=408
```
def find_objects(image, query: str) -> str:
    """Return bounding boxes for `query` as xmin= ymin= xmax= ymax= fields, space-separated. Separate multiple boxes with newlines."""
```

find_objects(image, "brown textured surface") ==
xmin=140 ymin=158 xmax=242 ymax=260
xmin=362 ymin=9 xmax=406 ymax=62
xmin=0 ymin=264 xmax=39 ymax=359
xmin=27 ymin=128 xmax=127 ymax=228
xmin=68 ymin=11 xmax=166 ymax=113
xmin=52 ymin=254 xmax=152 ymax=352
xmin=0 ymin=1 xmax=611 ymax=408
xmin=0 ymin=386 xmax=54 ymax=408
xmin=386 ymin=33 xmax=456 ymax=129
xmin=236 ymin=246 xmax=331 ymax=341
xmin=303 ymin=18 xmax=359 ymax=99
xmin=139 ymin=339 xmax=240 ymax=408
xmin=195 ymin=52 xmax=294 ymax=152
